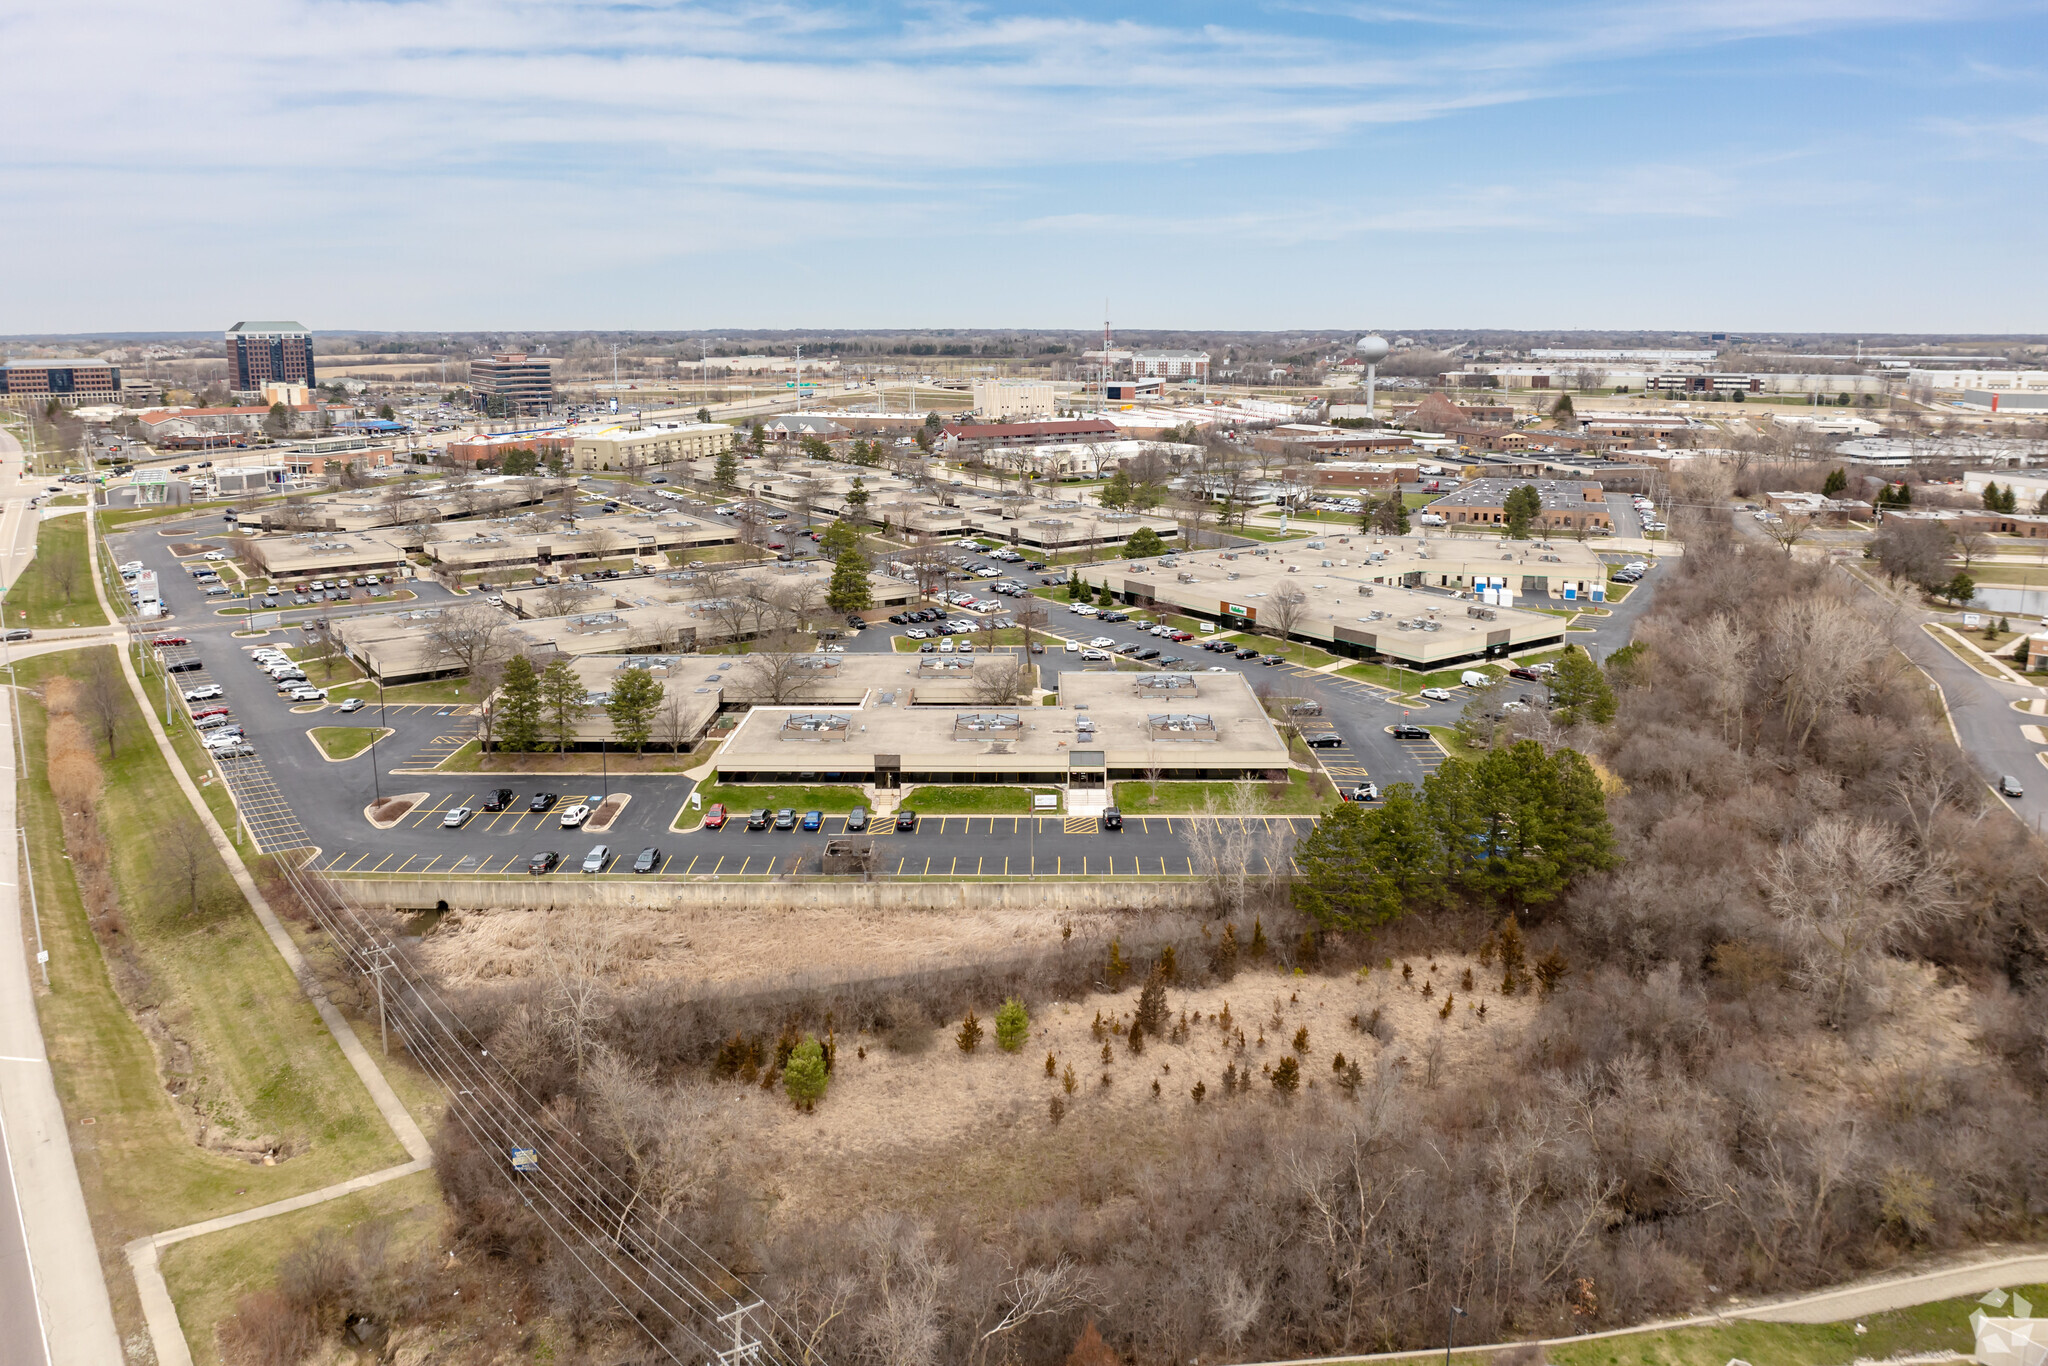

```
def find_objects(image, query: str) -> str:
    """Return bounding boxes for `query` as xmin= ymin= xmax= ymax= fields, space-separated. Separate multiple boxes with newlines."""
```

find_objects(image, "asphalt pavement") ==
xmin=104 ymin=508 xmax=1668 ymax=875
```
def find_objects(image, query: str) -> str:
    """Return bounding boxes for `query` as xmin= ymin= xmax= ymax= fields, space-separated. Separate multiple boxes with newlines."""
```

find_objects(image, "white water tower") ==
xmin=1355 ymin=334 xmax=1389 ymax=421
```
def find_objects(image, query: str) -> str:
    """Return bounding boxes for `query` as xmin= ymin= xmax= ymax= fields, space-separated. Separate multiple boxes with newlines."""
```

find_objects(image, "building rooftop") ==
xmin=226 ymin=321 xmax=311 ymax=334
xmin=1426 ymin=478 xmax=1606 ymax=512
xmin=3 ymin=358 xmax=117 ymax=369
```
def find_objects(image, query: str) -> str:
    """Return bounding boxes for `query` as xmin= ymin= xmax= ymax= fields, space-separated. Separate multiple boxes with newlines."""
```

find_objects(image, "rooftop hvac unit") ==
xmin=1357 ymin=585 xmax=1374 ymax=596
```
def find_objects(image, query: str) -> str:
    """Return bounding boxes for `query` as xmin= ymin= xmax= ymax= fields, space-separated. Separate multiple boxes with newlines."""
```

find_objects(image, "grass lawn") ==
xmin=285 ymin=644 xmax=364 ymax=687
xmin=1260 ymin=638 xmax=1345 ymax=668
xmin=159 ymin=1169 xmax=442 ymax=1366
xmin=1926 ymin=623 xmax=2014 ymax=681
xmin=442 ymin=738 xmax=696 ymax=774
xmin=323 ymin=676 xmax=473 ymax=705
xmin=309 ymin=726 xmax=389 ymax=760
xmin=1542 ymin=1281 xmax=2048 ymax=1366
xmin=1338 ymin=659 xmax=1491 ymax=692
xmin=688 ymin=779 xmax=868 ymax=818
xmin=7 ymin=516 xmax=109 ymax=627
xmin=1114 ymin=769 xmax=1335 ymax=814
xmin=1426 ymin=724 xmax=1483 ymax=761
xmin=13 ymin=651 xmax=406 ymax=1343
xmin=899 ymin=784 xmax=1062 ymax=814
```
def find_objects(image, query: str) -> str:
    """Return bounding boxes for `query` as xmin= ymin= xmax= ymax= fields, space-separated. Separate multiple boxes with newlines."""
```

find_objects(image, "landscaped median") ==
xmin=898 ymin=784 xmax=1062 ymax=815
xmin=308 ymin=725 xmax=391 ymax=761
xmin=1114 ymin=769 xmax=1335 ymax=814
xmin=675 ymin=779 xmax=868 ymax=829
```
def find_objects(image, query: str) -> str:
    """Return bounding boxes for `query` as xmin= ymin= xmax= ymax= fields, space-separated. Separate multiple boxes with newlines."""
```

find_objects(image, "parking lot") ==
xmin=108 ymin=504 xmax=1664 ymax=876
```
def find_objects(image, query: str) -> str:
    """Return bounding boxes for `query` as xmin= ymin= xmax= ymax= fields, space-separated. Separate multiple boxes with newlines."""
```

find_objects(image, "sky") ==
xmin=6 ymin=0 xmax=2046 ymax=334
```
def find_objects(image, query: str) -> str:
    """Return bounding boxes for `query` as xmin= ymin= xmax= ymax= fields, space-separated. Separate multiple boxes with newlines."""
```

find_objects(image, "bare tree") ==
xmin=656 ymin=688 xmax=694 ymax=754
xmin=1760 ymin=511 xmax=1814 ymax=557
xmin=1265 ymin=585 xmax=1309 ymax=655
xmin=1763 ymin=816 xmax=1956 ymax=1026
xmin=733 ymin=637 xmax=826 ymax=704
xmin=535 ymin=579 xmax=594 ymax=618
xmin=972 ymin=657 xmax=1031 ymax=706
xmin=83 ymin=649 xmax=124 ymax=756
xmin=541 ymin=912 xmax=621 ymax=1079
xmin=424 ymin=603 xmax=511 ymax=685
xmin=773 ymin=573 xmax=827 ymax=634
xmin=165 ymin=820 xmax=212 ymax=918
xmin=1954 ymin=528 xmax=1994 ymax=572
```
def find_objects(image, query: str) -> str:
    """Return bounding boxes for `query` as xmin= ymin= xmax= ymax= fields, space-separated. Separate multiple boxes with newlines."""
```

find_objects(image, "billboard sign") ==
xmin=1222 ymin=602 xmax=1256 ymax=621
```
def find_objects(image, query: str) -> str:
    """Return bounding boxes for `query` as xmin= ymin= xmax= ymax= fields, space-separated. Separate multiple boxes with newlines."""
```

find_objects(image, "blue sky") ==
xmin=6 ymin=0 xmax=2045 ymax=332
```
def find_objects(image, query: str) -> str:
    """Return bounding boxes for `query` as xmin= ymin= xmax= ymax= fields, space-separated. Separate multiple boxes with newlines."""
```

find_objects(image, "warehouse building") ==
xmin=1423 ymin=479 xmax=1613 ymax=533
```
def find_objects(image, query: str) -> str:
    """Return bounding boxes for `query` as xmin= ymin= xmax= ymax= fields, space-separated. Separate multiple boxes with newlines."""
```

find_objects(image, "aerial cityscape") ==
xmin=4 ymin=5 xmax=2048 ymax=1366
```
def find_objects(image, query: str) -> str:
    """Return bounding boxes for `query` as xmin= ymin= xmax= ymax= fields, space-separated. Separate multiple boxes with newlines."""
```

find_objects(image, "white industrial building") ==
xmin=970 ymin=378 xmax=1056 ymax=420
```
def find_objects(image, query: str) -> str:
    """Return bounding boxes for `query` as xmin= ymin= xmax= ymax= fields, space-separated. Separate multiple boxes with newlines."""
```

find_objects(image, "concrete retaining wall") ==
xmin=341 ymin=877 xmax=1210 ymax=915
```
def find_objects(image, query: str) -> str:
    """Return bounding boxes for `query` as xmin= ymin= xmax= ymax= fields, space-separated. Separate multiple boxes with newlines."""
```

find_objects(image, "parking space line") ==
xmin=685 ymin=854 xmax=698 ymax=874
xmin=737 ymin=856 xmax=749 ymax=874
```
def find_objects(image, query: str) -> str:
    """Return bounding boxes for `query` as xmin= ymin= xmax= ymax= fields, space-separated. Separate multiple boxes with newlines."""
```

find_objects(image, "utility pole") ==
xmin=715 ymin=1300 xmax=765 ymax=1366
xmin=369 ymin=944 xmax=393 ymax=1055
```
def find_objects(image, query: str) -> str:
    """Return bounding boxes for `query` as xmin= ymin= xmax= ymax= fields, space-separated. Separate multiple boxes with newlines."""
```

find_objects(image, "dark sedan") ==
xmin=1390 ymin=724 xmax=1431 ymax=740
xmin=527 ymin=851 xmax=560 ymax=875
xmin=527 ymin=792 xmax=559 ymax=812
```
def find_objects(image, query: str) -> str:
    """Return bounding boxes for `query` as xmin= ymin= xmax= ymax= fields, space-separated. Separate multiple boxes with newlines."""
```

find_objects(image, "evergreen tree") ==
xmin=1098 ymin=468 xmax=1135 ymax=511
xmin=1096 ymin=582 xmax=1114 ymax=607
xmin=1822 ymin=468 xmax=1847 ymax=496
xmin=782 ymin=1036 xmax=828 ymax=1110
xmin=748 ymin=423 xmax=766 ymax=457
xmin=1134 ymin=969 xmax=1169 ymax=1038
xmin=1292 ymin=787 xmax=1438 ymax=931
xmin=1066 ymin=575 xmax=1084 ymax=601
xmin=714 ymin=448 xmax=739 ymax=491
xmin=1504 ymin=484 xmax=1543 ymax=538
xmin=1123 ymin=526 xmax=1166 ymax=558
xmin=604 ymin=666 xmax=663 ymax=753
xmin=1983 ymin=482 xmax=2006 ymax=512
xmin=827 ymin=547 xmax=873 ymax=614
xmin=1895 ymin=481 xmax=1913 ymax=506
xmin=820 ymin=520 xmax=861 ymax=557
xmin=500 ymin=446 xmax=538 ymax=476
xmin=995 ymin=997 xmax=1030 ymax=1052
xmin=496 ymin=653 xmax=542 ymax=752
xmin=539 ymin=655 xmax=588 ymax=752
xmin=844 ymin=477 xmax=870 ymax=516
xmin=1544 ymin=644 xmax=1616 ymax=726
xmin=1944 ymin=572 xmax=1976 ymax=605
xmin=697 ymin=407 xmax=711 ymax=424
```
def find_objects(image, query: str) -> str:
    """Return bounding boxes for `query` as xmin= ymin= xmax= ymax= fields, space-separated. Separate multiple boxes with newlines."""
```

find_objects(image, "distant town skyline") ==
xmin=6 ymin=1 xmax=2043 ymax=333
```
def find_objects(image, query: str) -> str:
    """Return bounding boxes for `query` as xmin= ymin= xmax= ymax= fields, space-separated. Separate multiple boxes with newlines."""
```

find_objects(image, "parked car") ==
xmin=632 ymin=847 xmax=662 ymax=874
xmin=182 ymin=685 xmax=222 ymax=701
xmin=846 ymin=807 xmax=869 ymax=832
xmin=1507 ymin=666 xmax=1541 ymax=681
xmin=773 ymin=808 xmax=798 ymax=831
xmin=800 ymin=810 xmax=824 ymax=831
xmin=1390 ymin=724 xmax=1431 ymax=740
xmin=557 ymin=803 xmax=592 ymax=828
xmin=745 ymin=808 xmax=773 ymax=831
xmin=1101 ymin=808 xmax=1123 ymax=831
xmin=894 ymin=809 xmax=918 ymax=831
xmin=167 ymin=659 xmax=203 ymax=673
xmin=337 ymin=697 xmax=365 ymax=713
xmin=441 ymin=806 xmax=473 ymax=828
xmin=528 ymin=792 xmax=558 ymax=812
xmin=581 ymin=845 xmax=610 ymax=873
xmin=1305 ymin=733 xmax=1345 ymax=748
xmin=702 ymin=802 xmax=728 ymax=829
xmin=528 ymin=851 xmax=560 ymax=874
xmin=150 ymin=636 xmax=188 ymax=647
xmin=482 ymin=788 xmax=515 ymax=812
xmin=1420 ymin=687 xmax=1453 ymax=702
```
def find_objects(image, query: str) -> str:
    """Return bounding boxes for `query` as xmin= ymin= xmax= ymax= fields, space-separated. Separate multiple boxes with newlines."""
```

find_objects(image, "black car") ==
xmin=527 ymin=851 xmax=560 ymax=874
xmin=167 ymin=658 xmax=203 ymax=673
xmin=846 ymin=615 xmax=866 ymax=630
xmin=632 ymin=847 xmax=662 ymax=874
xmin=1261 ymin=654 xmax=1286 ymax=665
xmin=847 ymin=807 xmax=869 ymax=832
xmin=482 ymin=788 xmax=515 ymax=812
xmin=746 ymin=808 xmax=773 ymax=830
xmin=1101 ymin=611 xmax=1127 ymax=623
xmin=894 ymin=809 xmax=918 ymax=831
xmin=889 ymin=613 xmax=908 ymax=625
xmin=1102 ymin=808 xmax=1123 ymax=831
xmin=1233 ymin=647 xmax=1261 ymax=660
xmin=1118 ymin=642 xmax=1142 ymax=656
xmin=1 ymin=629 xmax=30 ymax=642
xmin=1305 ymin=733 xmax=1345 ymax=747
xmin=1138 ymin=647 xmax=1161 ymax=660
xmin=1390 ymin=724 xmax=1431 ymax=740
xmin=527 ymin=792 xmax=559 ymax=812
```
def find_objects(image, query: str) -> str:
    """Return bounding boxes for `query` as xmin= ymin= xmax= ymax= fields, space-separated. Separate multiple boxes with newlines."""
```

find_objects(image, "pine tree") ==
xmin=496 ymin=653 xmax=542 ymax=752
xmin=827 ymin=547 xmax=873 ymax=615
xmin=1546 ymin=644 xmax=1616 ymax=726
xmin=1124 ymin=527 xmax=1166 ymax=559
xmin=604 ymin=666 xmax=663 ymax=752
xmin=539 ymin=655 xmax=587 ymax=753
xmin=782 ymin=1036 xmax=829 ymax=1111
xmin=844 ymin=477 xmax=870 ymax=516
xmin=1134 ymin=969 xmax=1168 ymax=1038
xmin=714 ymin=448 xmax=739 ymax=491
xmin=1211 ymin=923 xmax=1240 ymax=980
xmin=995 ymin=997 xmax=1029 ymax=1052
xmin=1105 ymin=939 xmax=1130 ymax=988
xmin=1271 ymin=1056 xmax=1300 ymax=1094
xmin=956 ymin=1010 xmax=983 ymax=1053
xmin=1822 ymin=468 xmax=1847 ymax=496
xmin=1983 ymin=481 xmax=2006 ymax=512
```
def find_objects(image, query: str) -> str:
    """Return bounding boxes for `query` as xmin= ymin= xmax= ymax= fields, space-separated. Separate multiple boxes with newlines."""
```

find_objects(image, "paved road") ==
xmin=0 ymin=434 xmax=123 ymax=1366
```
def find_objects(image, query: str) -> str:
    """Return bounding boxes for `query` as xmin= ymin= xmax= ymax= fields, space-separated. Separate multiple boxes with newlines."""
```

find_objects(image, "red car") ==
xmin=1169 ymin=630 xmax=1193 ymax=642
xmin=190 ymin=706 xmax=230 ymax=720
xmin=151 ymin=636 xmax=189 ymax=647
xmin=701 ymin=802 xmax=727 ymax=830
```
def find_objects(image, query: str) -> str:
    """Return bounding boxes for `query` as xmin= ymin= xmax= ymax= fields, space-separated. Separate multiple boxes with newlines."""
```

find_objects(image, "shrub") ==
xmin=1271 ymin=1056 xmax=1300 ymax=1094
xmin=1291 ymin=1025 xmax=1310 ymax=1056
xmin=1134 ymin=970 xmax=1169 ymax=1038
xmin=995 ymin=997 xmax=1029 ymax=1052
xmin=783 ymin=1036 xmax=829 ymax=1111
xmin=956 ymin=1009 xmax=984 ymax=1053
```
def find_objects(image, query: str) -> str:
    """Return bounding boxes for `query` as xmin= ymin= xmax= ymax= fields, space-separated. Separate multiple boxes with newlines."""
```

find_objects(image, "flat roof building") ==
xmin=568 ymin=421 xmax=733 ymax=473
xmin=1424 ymin=479 xmax=1613 ymax=533
xmin=226 ymin=321 xmax=316 ymax=392
xmin=471 ymin=354 xmax=556 ymax=416
xmin=1131 ymin=351 xmax=1210 ymax=381
xmin=1 ymin=359 xmax=122 ymax=404
xmin=971 ymin=379 xmax=1057 ymax=421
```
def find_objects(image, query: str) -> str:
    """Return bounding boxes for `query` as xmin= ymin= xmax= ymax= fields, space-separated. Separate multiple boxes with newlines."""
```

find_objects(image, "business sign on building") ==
xmin=1222 ymin=602 xmax=1257 ymax=621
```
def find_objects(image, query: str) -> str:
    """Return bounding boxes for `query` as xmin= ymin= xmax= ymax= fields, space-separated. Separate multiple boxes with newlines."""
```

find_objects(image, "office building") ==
xmin=470 ymin=353 xmax=556 ymax=415
xmin=1131 ymin=350 xmax=1209 ymax=381
xmin=0 ymin=358 xmax=122 ymax=404
xmin=226 ymin=321 xmax=316 ymax=391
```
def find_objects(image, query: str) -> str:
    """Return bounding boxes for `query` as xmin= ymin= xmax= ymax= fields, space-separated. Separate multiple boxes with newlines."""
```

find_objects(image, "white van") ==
xmin=1417 ymin=512 xmax=1447 ymax=527
xmin=1461 ymin=670 xmax=1492 ymax=688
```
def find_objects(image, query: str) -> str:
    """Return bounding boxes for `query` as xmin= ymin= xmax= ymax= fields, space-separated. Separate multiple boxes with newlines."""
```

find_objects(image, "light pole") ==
xmin=1445 ymin=1305 xmax=1466 ymax=1365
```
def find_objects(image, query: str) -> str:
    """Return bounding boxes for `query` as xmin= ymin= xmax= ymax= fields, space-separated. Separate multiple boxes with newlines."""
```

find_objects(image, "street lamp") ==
xmin=1445 ymin=1305 xmax=1466 ymax=1365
